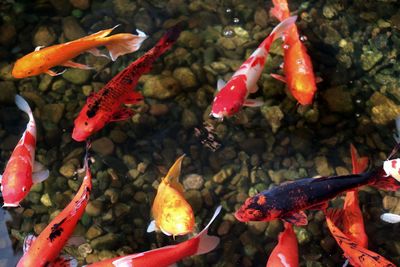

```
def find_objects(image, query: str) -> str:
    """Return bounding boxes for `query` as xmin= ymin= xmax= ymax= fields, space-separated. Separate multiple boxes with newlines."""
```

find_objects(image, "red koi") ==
xmin=72 ymin=23 xmax=183 ymax=141
xmin=325 ymin=209 xmax=396 ymax=267
xmin=17 ymin=145 xmax=92 ymax=267
xmin=342 ymin=144 xmax=369 ymax=249
xmin=270 ymin=0 xmax=318 ymax=105
xmin=266 ymin=222 xmax=298 ymax=267
xmin=210 ymin=16 xmax=297 ymax=119
xmin=1 ymin=95 xmax=49 ymax=207
xmin=84 ymin=206 xmax=221 ymax=267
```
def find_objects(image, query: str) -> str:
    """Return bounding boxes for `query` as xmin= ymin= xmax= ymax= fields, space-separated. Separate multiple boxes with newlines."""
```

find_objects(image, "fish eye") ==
xmin=84 ymin=122 xmax=88 ymax=126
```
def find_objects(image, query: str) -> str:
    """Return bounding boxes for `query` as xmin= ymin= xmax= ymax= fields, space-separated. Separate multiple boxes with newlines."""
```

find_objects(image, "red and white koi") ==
xmin=17 ymin=146 xmax=92 ymax=267
xmin=1 ymin=95 xmax=49 ymax=207
xmin=85 ymin=206 xmax=221 ymax=267
xmin=210 ymin=16 xmax=297 ymax=119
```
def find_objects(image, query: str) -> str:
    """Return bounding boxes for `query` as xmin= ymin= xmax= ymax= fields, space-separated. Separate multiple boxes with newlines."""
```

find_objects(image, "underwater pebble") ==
xmin=149 ymin=103 xmax=169 ymax=116
xmin=184 ymin=190 xmax=203 ymax=212
xmin=90 ymin=233 xmax=119 ymax=250
xmin=0 ymin=81 xmax=16 ymax=104
xmin=370 ymin=92 xmax=400 ymax=125
xmin=183 ymin=174 xmax=204 ymax=190
xmin=70 ymin=0 xmax=90 ymax=10
xmin=41 ymin=104 xmax=65 ymax=124
xmin=213 ymin=167 xmax=233 ymax=184
xmin=92 ymin=137 xmax=115 ymax=156
xmin=85 ymin=200 xmax=103 ymax=217
xmin=173 ymin=67 xmax=198 ymax=89
xmin=314 ymin=156 xmax=333 ymax=176
xmin=62 ymin=69 xmax=91 ymax=85
xmin=142 ymin=75 xmax=181 ymax=99
xmin=321 ymin=86 xmax=353 ymax=113
xmin=113 ymin=0 xmax=137 ymax=17
xmin=261 ymin=105 xmax=284 ymax=133
xmin=181 ymin=109 xmax=198 ymax=129
xmin=40 ymin=193 xmax=53 ymax=207
xmin=0 ymin=24 xmax=16 ymax=46
xmin=62 ymin=16 xmax=86 ymax=40
xmin=33 ymin=26 xmax=56 ymax=47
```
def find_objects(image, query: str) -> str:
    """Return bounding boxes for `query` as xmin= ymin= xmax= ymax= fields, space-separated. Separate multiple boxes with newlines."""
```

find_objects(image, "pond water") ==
xmin=0 ymin=0 xmax=400 ymax=266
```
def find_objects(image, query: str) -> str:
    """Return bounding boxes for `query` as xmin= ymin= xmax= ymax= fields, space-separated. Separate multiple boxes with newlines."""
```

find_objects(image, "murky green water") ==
xmin=1 ymin=0 xmax=400 ymax=266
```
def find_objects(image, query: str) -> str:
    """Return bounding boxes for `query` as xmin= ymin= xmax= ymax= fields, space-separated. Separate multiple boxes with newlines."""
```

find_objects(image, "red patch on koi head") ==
xmin=210 ymin=76 xmax=248 ymax=119
xmin=392 ymin=160 xmax=397 ymax=168
xmin=235 ymin=194 xmax=277 ymax=222
xmin=72 ymin=105 xmax=109 ymax=142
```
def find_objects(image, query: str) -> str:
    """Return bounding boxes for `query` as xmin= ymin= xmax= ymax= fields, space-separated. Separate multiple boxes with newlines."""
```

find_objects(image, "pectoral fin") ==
xmin=46 ymin=69 xmax=66 ymax=76
xmin=23 ymin=234 xmax=36 ymax=253
xmin=271 ymin=73 xmax=287 ymax=83
xmin=87 ymin=48 xmax=110 ymax=59
xmin=62 ymin=60 xmax=93 ymax=70
xmin=243 ymin=99 xmax=264 ymax=107
xmin=308 ymin=202 xmax=328 ymax=211
xmin=124 ymin=91 xmax=143 ymax=104
xmin=32 ymin=170 xmax=49 ymax=184
xmin=34 ymin=46 xmax=44 ymax=51
xmin=282 ymin=211 xmax=308 ymax=226
xmin=146 ymin=220 xmax=157 ymax=233
xmin=110 ymin=108 xmax=134 ymax=122
xmin=217 ymin=79 xmax=226 ymax=91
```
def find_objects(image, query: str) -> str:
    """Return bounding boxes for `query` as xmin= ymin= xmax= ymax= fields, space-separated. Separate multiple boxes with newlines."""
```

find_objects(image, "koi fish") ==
xmin=72 ymin=23 xmax=183 ymax=142
xmin=342 ymin=144 xmax=369 ymax=250
xmin=85 ymin=206 xmax=221 ymax=267
xmin=1 ymin=95 xmax=49 ymax=207
xmin=270 ymin=0 xmax=318 ymax=105
xmin=147 ymin=155 xmax=195 ymax=237
xmin=17 ymin=144 xmax=92 ymax=267
xmin=381 ymin=213 xmax=400 ymax=223
xmin=235 ymin=164 xmax=400 ymax=225
xmin=12 ymin=25 xmax=147 ymax=78
xmin=210 ymin=16 xmax=297 ymax=119
xmin=266 ymin=222 xmax=298 ymax=267
xmin=325 ymin=209 xmax=396 ymax=267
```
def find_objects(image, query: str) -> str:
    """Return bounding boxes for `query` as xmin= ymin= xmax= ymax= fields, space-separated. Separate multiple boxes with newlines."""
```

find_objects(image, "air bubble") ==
xmin=233 ymin=17 xmax=240 ymax=24
xmin=283 ymin=44 xmax=290 ymax=49
xmin=225 ymin=8 xmax=232 ymax=14
xmin=222 ymin=27 xmax=235 ymax=38
xmin=355 ymin=113 xmax=361 ymax=118
xmin=300 ymin=35 xmax=307 ymax=42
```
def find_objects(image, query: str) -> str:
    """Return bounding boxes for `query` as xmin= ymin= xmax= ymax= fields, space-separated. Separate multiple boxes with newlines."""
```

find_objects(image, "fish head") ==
xmin=210 ymin=91 xmax=244 ymax=119
xmin=12 ymin=54 xmax=46 ymax=78
xmin=1 ymin=174 xmax=31 ymax=208
xmin=235 ymin=194 xmax=279 ymax=222
xmin=72 ymin=105 xmax=108 ymax=142
xmin=158 ymin=193 xmax=195 ymax=236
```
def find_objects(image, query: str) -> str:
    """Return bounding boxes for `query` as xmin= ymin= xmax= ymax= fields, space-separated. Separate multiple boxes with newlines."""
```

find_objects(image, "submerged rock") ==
xmin=142 ymin=75 xmax=181 ymax=99
xmin=321 ymin=86 xmax=353 ymax=113
xmin=261 ymin=105 xmax=284 ymax=133
xmin=33 ymin=26 xmax=57 ymax=47
xmin=63 ymin=69 xmax=91 ymax=85
xmin=369 ymin=92 xmax=400 ymax=124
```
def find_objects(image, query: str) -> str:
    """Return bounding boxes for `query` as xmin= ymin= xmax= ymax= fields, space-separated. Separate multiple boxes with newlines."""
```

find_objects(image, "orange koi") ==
xmin=147 ymin=155 xmax=195 ymax=237
xmin=325 ymin=209 xmax=396 ymax=267
xmin=12 ymin=26 xmax=147 ymax=78
xmin=85 ymin=206 xmax=221 ymax=267
xmin=266 ymin=222 xmax=298 ymax=267
xmin=270 ymin=0 xmax=318 ymax=105
xmin=17 ymin=145 xmax=92 ymax=267
xmin=1 ymin=95 xmax=49 ymax=207
xmin=342 ymin=144 xmax=369 ymax=249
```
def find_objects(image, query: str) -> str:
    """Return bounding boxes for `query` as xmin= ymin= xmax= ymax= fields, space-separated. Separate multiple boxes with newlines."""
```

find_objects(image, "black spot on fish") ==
xmin=48 ymin=218 xmax=66 ymax=242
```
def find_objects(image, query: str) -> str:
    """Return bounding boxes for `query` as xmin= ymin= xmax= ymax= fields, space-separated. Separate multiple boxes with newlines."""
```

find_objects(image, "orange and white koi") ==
xmin=1 ymin=95 xmax=49 ymax=207
xmin=210 ymin=16 xmax=297 ymax=119
xmin=342 ymin=144 xmax=369 ymax=250
xmin=12 ymin=26 xmax=147 ymax=78
xmin=72 ymin=23 xmax=182 ymax=142
xmin=266 ymin=222 xmax=298 ymax=267
xmin=85 ymin=206 xmax=221 ymax=267
xmin=270 ymin=0 xmax=318 ymax=105
xmin=147 ymin=155 xmax=195 ymax=237
xmin=17 ymin=145 xmax=92 ymax=267
xmin=325 ymin=209 xmax=396 ymax=267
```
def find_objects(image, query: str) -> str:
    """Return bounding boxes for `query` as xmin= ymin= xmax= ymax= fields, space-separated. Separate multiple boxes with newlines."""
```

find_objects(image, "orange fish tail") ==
xmin=270 ymin=0 xmax=291 ymax=21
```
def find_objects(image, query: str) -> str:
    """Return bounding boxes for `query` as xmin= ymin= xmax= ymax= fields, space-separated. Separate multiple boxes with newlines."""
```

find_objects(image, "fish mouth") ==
xmin=72 ymin=129 xmax=89 ymax=142
xmin=3 ymin=202 xmax=20 ymax=208
xmin=209 ymin=112 xmax=224 ymax=121
xmin=234 ymin=209 xmax=248 ymax=222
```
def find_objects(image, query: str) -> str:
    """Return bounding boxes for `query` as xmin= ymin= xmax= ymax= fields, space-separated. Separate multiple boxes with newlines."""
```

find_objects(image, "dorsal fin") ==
xmin=163 ymin=155 xmax=185 ymax=193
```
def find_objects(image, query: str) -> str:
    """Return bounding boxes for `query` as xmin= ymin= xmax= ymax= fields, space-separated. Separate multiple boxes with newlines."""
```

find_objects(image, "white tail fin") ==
xmin=194 ymin=205 xmax=222 ymax=256
xmin=15 ymin=94 xmax=33 ymax=118
xmin=23 ymin=234 xmax=36 ymax=253
xmin=105 ymin=29 xmax=148 ymax=61
xmin=270 ymin=15 xmax=297 ymax=41
xmin=381 ymin=213 xmax=400 ymax=224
